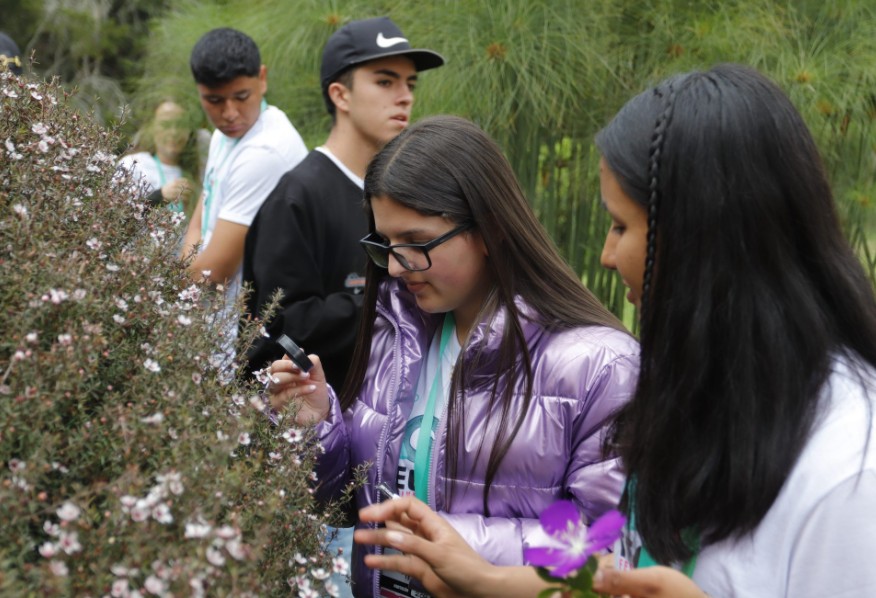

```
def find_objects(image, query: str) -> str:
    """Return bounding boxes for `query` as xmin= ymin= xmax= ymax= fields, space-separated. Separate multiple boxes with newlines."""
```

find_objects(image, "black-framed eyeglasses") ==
xmin=359 ymin=222 xmax=474 ymax=272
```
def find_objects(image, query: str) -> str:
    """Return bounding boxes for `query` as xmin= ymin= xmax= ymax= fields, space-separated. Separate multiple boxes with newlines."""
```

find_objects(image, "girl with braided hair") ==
xmin=352 ymin=64 xmax=876 ymax=598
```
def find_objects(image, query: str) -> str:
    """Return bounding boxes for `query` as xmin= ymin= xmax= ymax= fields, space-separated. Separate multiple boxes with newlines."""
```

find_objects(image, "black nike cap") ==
xmin=320 ymin=17 xmax=445 ymax=95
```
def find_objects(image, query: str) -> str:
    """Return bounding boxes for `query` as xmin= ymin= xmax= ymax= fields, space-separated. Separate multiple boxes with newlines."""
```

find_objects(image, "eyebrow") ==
xmin=372 ymin=68 xmax=418 ymax=82
xmin=374 ymin=227 xmax=433 ymax=240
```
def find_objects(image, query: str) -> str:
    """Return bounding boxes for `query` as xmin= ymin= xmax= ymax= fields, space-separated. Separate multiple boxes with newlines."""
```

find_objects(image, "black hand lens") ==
xmin=275 ymin=335 xmax=313 ymax=373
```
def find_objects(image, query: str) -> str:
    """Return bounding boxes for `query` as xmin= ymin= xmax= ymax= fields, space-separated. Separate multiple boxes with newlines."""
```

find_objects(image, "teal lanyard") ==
xmin=200 ymin=99 xmax=267 ymax=239
xmin=201 ymin=135 xmax=238 ymax=239
xmin=152 ymin=154 xmax=183 ymax=213
xmin=413 ymin=313 xmax=456 ymax=503
xmin=627 ymin=479 xmax=699 ymax=577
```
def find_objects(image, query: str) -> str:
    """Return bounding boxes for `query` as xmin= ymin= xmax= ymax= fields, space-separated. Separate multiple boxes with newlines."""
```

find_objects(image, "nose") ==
xmin=600 ymin=231 xmax=616 ymax=271
xmin=222 ymin=101 xmax=239 ymax=123
xmin=386 ymin=252 xmax=407 ymax=278
xmin=397 ymin=85 xmax=413 ymax=107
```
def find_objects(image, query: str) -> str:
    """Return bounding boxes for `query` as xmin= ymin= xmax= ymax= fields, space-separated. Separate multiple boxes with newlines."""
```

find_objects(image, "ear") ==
xmin=475 ymin=231 xmax=489 ymax=257
xmin=259 ymin=64 xmax=268 ymax=94
xmin=328 ymin=81 xmax=351 ymax=115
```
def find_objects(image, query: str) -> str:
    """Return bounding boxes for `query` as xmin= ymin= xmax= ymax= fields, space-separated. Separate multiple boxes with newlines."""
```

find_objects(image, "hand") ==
xmin=356 ymin=496 xmax=546 ymax=598
xmin=356 ymin=496 xmax=491 ymax=598
xmin=593 ymin=565 xmax=709 ymax=598
xmin=267 ymin=354 xmax=329 ymax=425
xmin=161 ymin=177 xmax=193 ymax=203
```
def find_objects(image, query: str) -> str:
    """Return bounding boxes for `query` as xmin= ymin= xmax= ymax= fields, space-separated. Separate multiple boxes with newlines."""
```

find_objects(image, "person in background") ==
xmin=268 ymin=115 xmax=639 ymax=598
xmin=243 ymin=16 xmax=444 ymax=391
xmin=353 ymin=64 xmax=876 ymax=598
xmin=117 ymin=99 xmax=196 ymax=213
xmin=243 ymin=18 xmax=444 ymax=596
xmin=179 ymin=27 xmax=307 ymax=369
xmin=0 ymin=32 xmax=23 ymax=76
xmin=180 ymin=27 xmax=307 ymax=300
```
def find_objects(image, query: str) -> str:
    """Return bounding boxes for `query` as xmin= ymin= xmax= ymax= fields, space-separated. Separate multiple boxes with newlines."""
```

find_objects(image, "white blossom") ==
xmin=206 ymin=546 xmax=225 ymax=567
xmin=152 ymin=503 xmax=173 ymax=524
xmin=143 ymin=359 xmax=161 ymax=373
xmin=184 ymin=519 xmax=212 ymax=539
xmin=58 ymin=530 xmax=82 ymax=554
xmin=144 ymin=575 xmax=167 ymax=595
xmin=56 ymin=501 xmax=81 ymax=522
xmin=38 ymin=542 xmax=57 ymax=558
xmin=49 ymin=560 xmax=69 ymax=577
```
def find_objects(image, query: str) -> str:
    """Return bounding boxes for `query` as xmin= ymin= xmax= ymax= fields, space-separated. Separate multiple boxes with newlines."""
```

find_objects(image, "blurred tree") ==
xmin=16 ymin=0 xmax=173 ymax=127
xmin=133 ymin=0 xmax=875 ymax=318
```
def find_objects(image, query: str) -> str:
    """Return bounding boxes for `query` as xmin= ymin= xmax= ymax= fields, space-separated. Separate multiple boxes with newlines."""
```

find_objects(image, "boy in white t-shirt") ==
xmin=180 ymin=27 xmax=307 ymax=305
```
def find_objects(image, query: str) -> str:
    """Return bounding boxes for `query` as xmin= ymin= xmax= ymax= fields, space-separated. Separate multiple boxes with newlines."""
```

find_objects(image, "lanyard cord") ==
xmin=201 ymin=135 xmax=238 ymax=239
xmin=151 ymin=154 xmax=184 ymax=213
xmin=200 ymin=99 xmax=268 ymax=239
xmin=151 ymin=154 xmax=167 ymax=188
xmin=413 ymin=313 xmax=456 ymax=504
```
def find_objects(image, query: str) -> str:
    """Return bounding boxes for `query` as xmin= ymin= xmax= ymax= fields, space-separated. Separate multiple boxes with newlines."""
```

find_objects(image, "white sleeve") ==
xmin=215 ymin=146 xmax=290 ymax=227
xmin=787 ymin=469 xmax=876 ymax=597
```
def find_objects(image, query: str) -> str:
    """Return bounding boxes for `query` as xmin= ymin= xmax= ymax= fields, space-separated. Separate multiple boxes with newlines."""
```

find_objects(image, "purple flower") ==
xmin=524 ymin=501 xmax=626 ymax=577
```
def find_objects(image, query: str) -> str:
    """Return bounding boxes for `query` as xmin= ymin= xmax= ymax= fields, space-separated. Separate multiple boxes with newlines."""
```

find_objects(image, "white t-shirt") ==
xmin=693 ymin=356 xmax=876 ymax=597
xmin=200 ymin=104 xmax=307 ymax=303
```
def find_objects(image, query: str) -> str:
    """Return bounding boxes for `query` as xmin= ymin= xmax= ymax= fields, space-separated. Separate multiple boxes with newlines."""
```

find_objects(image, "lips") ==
xmin=390 ymin=114 xmax=409 ymax=125
xmin=405 ymin=281 xmax=427 ymax=294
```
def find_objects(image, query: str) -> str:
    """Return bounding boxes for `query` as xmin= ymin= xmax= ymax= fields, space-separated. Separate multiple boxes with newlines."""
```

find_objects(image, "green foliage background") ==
xmin=133 ymin=0 xmax=876 ymax=321
xmin=8 ymin=0 xmax=876 ymax=318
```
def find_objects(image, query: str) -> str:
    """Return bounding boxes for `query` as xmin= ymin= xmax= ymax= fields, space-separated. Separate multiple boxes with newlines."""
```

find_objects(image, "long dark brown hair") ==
xmin=596 ymin=64 xmax=876 ymax=563
xmin=341 ymin=115 xmax=626 ymax=513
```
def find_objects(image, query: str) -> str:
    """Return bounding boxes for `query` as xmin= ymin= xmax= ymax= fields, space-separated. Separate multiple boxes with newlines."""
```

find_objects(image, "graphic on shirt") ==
xmin=397 ymin=414 xmax=440 ymax=496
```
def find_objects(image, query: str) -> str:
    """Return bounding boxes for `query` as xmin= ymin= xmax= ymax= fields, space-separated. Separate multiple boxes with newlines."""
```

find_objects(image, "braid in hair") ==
xmin=640 ymin=83 xmax=676 ymax=321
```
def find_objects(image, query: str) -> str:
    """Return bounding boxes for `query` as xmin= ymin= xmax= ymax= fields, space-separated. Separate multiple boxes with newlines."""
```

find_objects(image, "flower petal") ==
xmin=586 ymin=509 xmax=627 ymax=551
xmin=524 ymin=547 xmax=587 ymax=578
xmin=539 ymin=500 xmax=581 ymax=537
xmin=524 ymin=546 xmax=562 ymax=567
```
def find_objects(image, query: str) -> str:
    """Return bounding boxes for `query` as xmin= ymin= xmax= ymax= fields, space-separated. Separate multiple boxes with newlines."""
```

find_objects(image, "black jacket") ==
xmin=242 ymin=150 xmax=368 ymax=390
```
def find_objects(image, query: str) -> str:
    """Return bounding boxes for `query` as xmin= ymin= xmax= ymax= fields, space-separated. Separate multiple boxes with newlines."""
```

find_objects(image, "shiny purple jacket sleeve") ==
xmin=439 ymin=352 xmax=637 ymax=566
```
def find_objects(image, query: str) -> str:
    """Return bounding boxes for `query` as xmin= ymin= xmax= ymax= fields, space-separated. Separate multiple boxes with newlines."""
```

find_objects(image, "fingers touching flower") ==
xmin=523 ymin=500 xmax=626 ymax=578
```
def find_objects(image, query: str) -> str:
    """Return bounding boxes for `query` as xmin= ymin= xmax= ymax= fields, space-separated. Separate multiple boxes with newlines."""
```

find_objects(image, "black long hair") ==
xmin=596 ymin=63 xmax=876 ymax=563
xmin=342 ymin=115 xmax=626 ymax=513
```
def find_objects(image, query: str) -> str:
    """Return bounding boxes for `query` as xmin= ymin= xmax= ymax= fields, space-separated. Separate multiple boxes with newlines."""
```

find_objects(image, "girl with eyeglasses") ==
xmin=268 ymin=115 xmax=640 ymax=597
xmin=351 ymin=64 xmax=876 ymax=598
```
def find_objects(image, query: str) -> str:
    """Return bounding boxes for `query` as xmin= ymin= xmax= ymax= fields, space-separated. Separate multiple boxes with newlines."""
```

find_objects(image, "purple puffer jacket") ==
xmin=314 ymin=279 xmax=639 ymax=596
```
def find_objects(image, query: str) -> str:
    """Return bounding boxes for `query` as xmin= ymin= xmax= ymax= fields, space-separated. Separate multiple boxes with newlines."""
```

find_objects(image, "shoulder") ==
xmin=118 ymin=152 xmax=150 ymax=169
xmin=531 ymin=324 xmax=640 ymax=404
xmin=240 ymin=106 xmax=306 ymax=156
xmin=791 ymin=357 xmax=876 ymax=491
xmin=260 ymin=151 xmax=356 ymax=209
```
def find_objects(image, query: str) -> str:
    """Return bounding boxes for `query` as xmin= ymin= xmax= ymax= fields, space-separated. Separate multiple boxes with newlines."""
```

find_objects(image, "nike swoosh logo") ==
xmin=376 ymin=32 xmax=408 ymax=48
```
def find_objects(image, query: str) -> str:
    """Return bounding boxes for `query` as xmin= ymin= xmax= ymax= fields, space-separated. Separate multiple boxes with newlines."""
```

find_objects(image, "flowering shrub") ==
xmin=524 ymin=501 xmax=626 ymax=598
xmin=0 ymin=72 xmax=346 ymax=596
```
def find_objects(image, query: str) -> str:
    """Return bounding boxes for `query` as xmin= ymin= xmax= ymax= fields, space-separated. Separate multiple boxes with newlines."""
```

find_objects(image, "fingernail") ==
xmin=385 ymin=531 xmax=405 ymax=547
xmin=593 ymin=569 xmax=604 ymax=586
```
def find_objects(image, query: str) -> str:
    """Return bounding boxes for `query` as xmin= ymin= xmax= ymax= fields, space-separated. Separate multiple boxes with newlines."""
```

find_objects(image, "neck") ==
xmin=323 ymin=121 xmax=382 ymax=179
xmin=154 ymin=150 xmax=178 ymax=166
xmin=452 ymin=307 xmax=479 ymax=345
